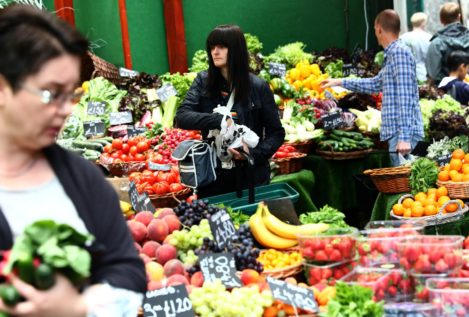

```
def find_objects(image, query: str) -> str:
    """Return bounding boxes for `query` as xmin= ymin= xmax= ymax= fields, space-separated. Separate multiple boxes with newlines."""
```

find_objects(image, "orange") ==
xmin=451 ymin=173 xmax=464 ymax=182
xmin=263 ymin=306 xmax=279 ymax=317
xmin=411 ymin=204 xmax=425 ymax=217
xmin=452 ymin=149 xmax=465 ymax=160
xmin=463 ymin=174 xmax=469 ymax=182
xmin=437 ymin=186 xmax=448 ymax=198
xmin=424 ymin=198 xmax=437 ymax=207
xmin=444 ymin=164 xmax=451 ymax=171
xmin=449 ymin=170 xmax=459 ymax=179
xmin=414 ymin=192 xmax=427 ymax=203
xmin=427 ymin=188 xmax=438 ymax=196
xmin=402 ymin=198 xmax=414 ymax=208
xmin=462 ymin=164 xmax=469 ymax=174
xmin=465 ymin=153 xmax=469 ymax=163
xmin=450 ymin=158 xmax=463 ymax=171
xmin=438 ymin=195 xmax=450 ymax=207
xmin=403 ymin=208 xmax=412 ymax=218
xmin=438 ymin=170 xmax=450 ymax=181
xmin=392 ymin=203 xmax=405 ymax=216
xmin=424 ymin=204 xmax=438 ymax=216
xmin=445 ymin=202 xmax=459 ymax=213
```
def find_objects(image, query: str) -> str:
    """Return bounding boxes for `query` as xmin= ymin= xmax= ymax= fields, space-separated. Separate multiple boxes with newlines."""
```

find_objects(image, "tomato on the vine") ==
xmin=112 ymin=139 xmax=123 ymax=150
xmin=137 ymin=141 xmax=149 ymax=153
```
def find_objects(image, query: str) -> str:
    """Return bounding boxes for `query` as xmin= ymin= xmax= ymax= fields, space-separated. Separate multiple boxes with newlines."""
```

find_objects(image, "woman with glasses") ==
xmin=0 ymin=5 xmax=145 ymax=316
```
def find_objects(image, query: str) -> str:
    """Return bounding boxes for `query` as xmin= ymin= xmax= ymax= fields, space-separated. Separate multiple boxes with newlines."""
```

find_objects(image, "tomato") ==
xmin=127 ymin=138 xmax=137 ymax=147
xmin=274 ymin=151 xmax=288 ymax=159
xmin=152 ymin=181 xmax=170 ymax=195
xmin=137 ymin=141 xmax=149 ymax=153
xmin=144 ymin=184 xmax=155 ymax=195
xmin=135 ymin=153 xmax=145 ymax=161
xmin=166 ymin=171 xmax=179 ymax=184
xmin=129 ymin=146 xmax=138 ymax=156
xmin=128 ymin=172 xmax=142 ymax=182
xmin=103 ymin=144 xmax=113 ymax=153
xmin=169 ymin=183 xmax=184 ymax=193
xmin=111 ymin=152 xmax=120 ymax=159
xmin=186 ymin=194 xmax=198 ymax=203
xmin=120 ymin=154 xmax=129 ymax=162
xmin=112 ymin=139 xmax=123 ymax=150
xmin=121 ymin=143 xmax=130 ymax=154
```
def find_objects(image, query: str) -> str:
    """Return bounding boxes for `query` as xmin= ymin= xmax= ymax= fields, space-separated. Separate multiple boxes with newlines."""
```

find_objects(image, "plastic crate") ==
xmin=205 ymin=183 xmax=299 ymax=215
xmin=427 ymin=277 xmax=469 ymax=317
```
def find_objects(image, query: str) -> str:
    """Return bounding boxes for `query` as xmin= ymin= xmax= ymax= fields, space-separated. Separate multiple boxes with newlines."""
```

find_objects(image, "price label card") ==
xmin=143 ymin=284 xmax=194 ymax=317
xmin=268 ymin=62 xmax=287 ymax=77
xmin=87 ymin=101 xmax=106 ymax=116
xmin=148 ymin=161 xmax=172 ymax=171
xmin=128 ymin=181 xmax=156 ymax=212
xmin=147 ymin=88 xmax=159 ymax=102
xmin=322 ymin=112 xmax=344 ymax=130
xmin=83 ymin=120 xmax=105 ymax=137
xmin=127 ymin=126 xmax=148 ymax=137
xmin=199 ymin=253 xmax=241 ymax=288
xmin=342 ymin=63 xmax=359 ymax=77
xmin=437 ymin=153 xmax=452 ymax=166
xmin=119 ymin=67 xmax=139 ymax=78
xmin=157 ymin=84 xmax=178 ymax=102
xmin=110 ymin=111 xmax=133 ymax=125
xmin=209 ymin=210 xmax=236 ymax=250
xmin=267 ymin=277 xmax=318 ymax=313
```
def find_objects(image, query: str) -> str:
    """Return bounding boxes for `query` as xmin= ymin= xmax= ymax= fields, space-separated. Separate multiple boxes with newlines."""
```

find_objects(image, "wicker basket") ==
xmin=272 ymin=153 xmax=307 ymax=175
xmin=149 ymin=188 xmax=192 ymax=208
xmin=106 ymin=161 xmax=147 ymax=177
xmin=363 ymin=166 xmax=411 ymax=194
xmin=390 ymin=194 xmax=469 ymax=226
xmin=87 ymin=51 xmax=121 ymax=84
xmin=285 ymin=141 xmax=315 ymax=154
xmin=316 ymin=148 xmax=373 ymax=160
xmin=436 ymin=180 xmax=469 ymax=199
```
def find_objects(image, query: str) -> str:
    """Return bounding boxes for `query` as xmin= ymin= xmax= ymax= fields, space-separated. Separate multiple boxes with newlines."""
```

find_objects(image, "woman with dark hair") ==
xmin=176 ymin=24 xmax=285 ymax=197
xmin=0 ymin=5 xmax=145 ymax=316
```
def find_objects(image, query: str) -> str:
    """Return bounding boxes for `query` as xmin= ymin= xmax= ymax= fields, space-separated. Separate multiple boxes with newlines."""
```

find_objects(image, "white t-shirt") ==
xmin=400 ymin=29 xmax=432 ymax=82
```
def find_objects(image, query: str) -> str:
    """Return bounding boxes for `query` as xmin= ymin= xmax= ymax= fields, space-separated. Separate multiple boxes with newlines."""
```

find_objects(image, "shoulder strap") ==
xmin=226 ymin=90 xmax=235 ymax=112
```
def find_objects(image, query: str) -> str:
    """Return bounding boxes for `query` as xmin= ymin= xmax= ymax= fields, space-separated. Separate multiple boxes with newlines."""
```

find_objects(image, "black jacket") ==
xmin=440 ymin=78 xmax=469 ymax=106
xmin=176 ymin=71 xmax=285 ymax=167
xmin=0 ymin=145 xmax=146 ymax=293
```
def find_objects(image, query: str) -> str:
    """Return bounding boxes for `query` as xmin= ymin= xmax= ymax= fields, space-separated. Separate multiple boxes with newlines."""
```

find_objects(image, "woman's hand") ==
xmin=0 ymin=275 xmax=86 ymax=317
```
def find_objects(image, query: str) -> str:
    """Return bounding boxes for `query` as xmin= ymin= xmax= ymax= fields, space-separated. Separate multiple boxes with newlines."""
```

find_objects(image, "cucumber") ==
xmin=88 ymin=138 xmax=111 ymax=146
xmin=34 ymin=263 xmax=55 ymax=290
xmin=16 ymin=255 xmax=34 ymax=285
xmin=0 ymin=284 xmax=21 ymax=307
xmin=72 ymin=140 xmax=103 ymax=152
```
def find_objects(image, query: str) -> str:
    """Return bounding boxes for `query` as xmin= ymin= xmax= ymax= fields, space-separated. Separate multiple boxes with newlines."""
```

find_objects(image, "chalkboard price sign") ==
xmin=87 ymin=101 xmax=106 ymax=116
xmin=322 ymin=112 xmax=344 ymax=130
xmin=436 ymin=153 xmax=452 ymax=166
xmin=83 ymin=120 xmax=105 ymax=137
xmin=199 ymin=253 xmax=241 ymax=288
xmin=119 ymin=67 xmax=139 ymax=78
xmin=209 ymin=210 xmax=236 ymax=250
xmin=109 ymin=111 xmax=133 ymax=125
xmin=143 ymin=284 xmax=194 ymax=317
xmin=157 ymin=84 xmax=178 ymax=102
xmin=128 ymin=181 xmax=155 ymax=212
xmin=342 ymin=63 xmax=359 ymax=77
xmin=127 ymin=126 xmax=147 ymax=137
xmin=267 ymin=277 xmax=318 ymax=313
xmin=268 ymin=62 xmax=287 ymax=77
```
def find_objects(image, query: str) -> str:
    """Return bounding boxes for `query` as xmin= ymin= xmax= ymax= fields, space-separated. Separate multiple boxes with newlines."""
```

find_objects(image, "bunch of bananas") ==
xmin=120 ymin=201 xmax=135 ymax=218
xmin=249 ymin=202 xmax=329 ymax=249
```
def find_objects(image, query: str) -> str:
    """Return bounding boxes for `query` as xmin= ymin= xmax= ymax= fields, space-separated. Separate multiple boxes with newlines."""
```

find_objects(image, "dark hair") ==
xmin=447 ymin=50 xmax=469 ymax=72
xmin=375 ymin=9 xmax=401 ymax=35
xmin=205 ymin=24 xmax=250 ymax=104
xmin=0 ymin=4 xmax=89 ymax=91
xmin=440 ymin=3 xmax=460 ymax=25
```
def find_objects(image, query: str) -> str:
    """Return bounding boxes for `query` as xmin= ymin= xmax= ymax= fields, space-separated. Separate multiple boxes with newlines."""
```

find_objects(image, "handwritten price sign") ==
xmin=143 ymin=285 xmax=194 ymax=317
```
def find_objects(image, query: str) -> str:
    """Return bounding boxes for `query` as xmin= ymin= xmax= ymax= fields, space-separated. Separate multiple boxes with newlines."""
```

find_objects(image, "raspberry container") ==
xmin=396 ymin=235 xmax=464 ymax=274
xmin=303 ymin=259 xmax=357 ymax=287
xmin=358 ymin=220 xmax=426 ymax=268
xmin=297 ymin=227 xmax=358 ymax=263
xmin=384 ymin=302 xmax=437 ymax=317
xmin=340 ymin=267 xmax=413 ymax=302
xmin=411 ymin=273 xmax=447 ymax=303
xmin=427 ymin=277 xmax=469 ymax=317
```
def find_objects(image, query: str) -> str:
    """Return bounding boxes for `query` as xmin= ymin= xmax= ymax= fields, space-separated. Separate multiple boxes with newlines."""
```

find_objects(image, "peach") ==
xmin=284 ymin=277 xmax=297 ymax=285
xmin=139 ymin=253 xmax=152 ymax=264
xmin=134 ymin=211 xmax=154 ymax=226
xmin=147 ymin=280 xmax=164 ymax=291
xmin=162 ymin=215 xmax=181 ymax=233
xmin=166 ymin=274 xmax=189 ymax=286
xmin=142 ymin=241 xmax=161 ymax=258
xmin=155 ymin=208 xmax=175 ymax=219
xmin=163 ymin=259 xmax=185 ymax=277
xmin=185 ymin=285 xmax=194 ymax=294
xmin=146 ymin=261 xmax=165 ymax=282
xmin=133 ymin=242 xmax=142 ymax=253
xmin=240 ymin=269 xmax=260 ymax=286
xmin=190 ymin=271 xmax=204 ymax=287
xmin=147 ymin=219 xmax=169 ymax=243
xmin=155 ymin=244 xmax=177 ymax=265
xmin=127 ymin=220 xmax=147 ymax=243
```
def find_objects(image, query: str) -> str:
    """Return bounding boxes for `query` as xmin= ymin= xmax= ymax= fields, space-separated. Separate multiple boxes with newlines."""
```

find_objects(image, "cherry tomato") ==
xmin=103 ymin=144 xmax=113 ymax=153
xmin=127 ymin=138 xmax=137 ymax=147
xmin=122 ymin=143 xmax=130 ymax=154
xmin=112 ymin=139 xmax=123 ymax=150
xmin=135 ymin=153 xmax=145 ymax=161
xmin=137 ymin=141 xmax=149 ymax=153
xmin=274 ymin=151 xmax=288 ymax=159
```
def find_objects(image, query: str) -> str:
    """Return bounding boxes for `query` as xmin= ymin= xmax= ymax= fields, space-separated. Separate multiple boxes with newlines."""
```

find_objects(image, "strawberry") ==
xmin=435 ymin=259 xmax=449 ymax=273
xmin=333 ymin=268 xmax=343 ymax=280
xmin=310 ymin=268 xmax=322 ymax=282
xmin=302 ymin=247 xmax=314 ymax=260
xmin=399 ymin=278 xmax=411 ymax=294
xmin=387 ymin=285 xmax=397 ymax=297
xmin=357 ymin=242 xmax=370 ymax=256
xmin=315 ymin=250 xmax=328 ymax=262
xmin=312 ymin=239 xmax=325 ymax=251
xmin=429 ymin=250 xmax=443 ymax=263
xmin=444 ymin=252 xmax=458 ymax=269
xmin=322 ymin=268 xmax=333 ymax=280
xmin=404 ymin=246 xmax=420 ymax=263
xmin=329 ymin=249 xmax=342 ymax=262
xmin=324 ymin=244 xmax=335 ymax=257
xmin=400 ymin=257 xmax=410 ymax=270
xmin=414 ymin=254 xmax=431 ymax=273
xmin=415 ymin=285 xmax=429 ymax=301
xmin=389 ymin=270 xmax=402 ymax=286
xmin=337 ymin=239 xmax=352 ymax=258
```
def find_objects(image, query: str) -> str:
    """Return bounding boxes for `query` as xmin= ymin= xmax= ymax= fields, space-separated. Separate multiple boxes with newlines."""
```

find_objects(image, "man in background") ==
xmin=426 ymin=2 xmax=469 ymax=85
xmin=401 ymin=12 xmax=432 ymax=82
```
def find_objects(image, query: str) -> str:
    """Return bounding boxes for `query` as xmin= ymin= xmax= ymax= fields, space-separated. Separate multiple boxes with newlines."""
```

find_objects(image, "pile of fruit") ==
xmin=257 ymin=249 xmax=302 ymax=271
xmin=437 ymin=149 xmax=469 ymax=183
xmin=129 ymin=167 xmax=186 ymax=196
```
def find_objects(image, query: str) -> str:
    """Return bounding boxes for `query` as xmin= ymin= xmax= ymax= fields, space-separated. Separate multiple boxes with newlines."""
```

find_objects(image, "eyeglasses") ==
xmin=20 ymin=84 xmax=83 ymax=105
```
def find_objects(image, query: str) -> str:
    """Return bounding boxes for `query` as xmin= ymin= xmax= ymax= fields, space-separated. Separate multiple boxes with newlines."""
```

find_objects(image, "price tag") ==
xmin=87 ymin=101 xmax=106 ymax=116
xmin=148 ymin=161 xmax=172 ymax=171
xmin=83 ymin=120 xmax=105 ymax=137
xmin=436 ymin=153 xmax=452 ymax=166
xmin=267 ymin=277 xmax=318 ymax=313
xmin=321 ymin=111 xmax=344 ymax=130
xmin=110 ymin=111 xmax=133 ymax=125
xmin=342 ymin=63 xmax=359 ymax=77
xmin=209 ymin=210 xmax=236 ymax=250
xmin=127 ymin=126 xmax=148 ymax=137
xmin=268 ymin=62 xmax=286 ymax=77
xmin=324 ymin=90 xmax=338 ymax=103
xmin=128 ymin=181 xmax=156 ymax=212
xmin=143 ymin=284 xmax=194 ymax=317
xmin=199 ymin=253 xmax=241 ymax=288
xmin=119 ymin=67 xmax=139 ymax=78
xmin=156 ymin=84 xmax=178 ymax=102
xmin=147 ymin=88 xmax=159 ymax=102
